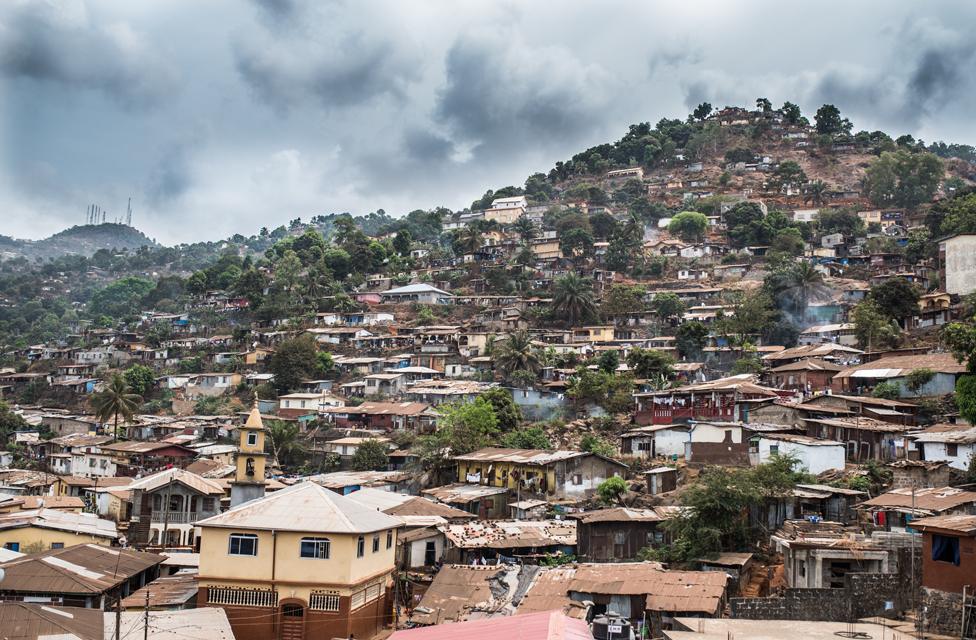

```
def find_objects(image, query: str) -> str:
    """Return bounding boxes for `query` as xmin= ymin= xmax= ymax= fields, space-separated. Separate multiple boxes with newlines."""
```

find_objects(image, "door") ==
xmin=424 ymin=541 xmax=437 ymax=566
xmin=280 ymin=603 xmax=305 ymax=640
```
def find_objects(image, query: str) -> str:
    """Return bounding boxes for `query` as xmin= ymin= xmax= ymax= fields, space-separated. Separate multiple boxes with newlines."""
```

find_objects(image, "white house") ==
xmin=380 ymin=284 xmax=454 ymax=305
xmin=754 ymin=433 xmax=846 ymax=475
xmin=798 ymin=323 xmax=857 ymax=347
xmin=909 ymin=427 xmax=976 ymax=471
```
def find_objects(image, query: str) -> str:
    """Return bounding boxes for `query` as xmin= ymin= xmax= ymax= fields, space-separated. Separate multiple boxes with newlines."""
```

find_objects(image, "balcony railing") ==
xmin=150 ymin=511 xmax=212 ymax=524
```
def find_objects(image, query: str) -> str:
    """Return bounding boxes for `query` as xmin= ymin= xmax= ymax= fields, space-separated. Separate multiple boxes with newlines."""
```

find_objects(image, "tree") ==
xmin=676 ymin=321 xmax=709 ymax=359
xmin=668 ymin=211 xmax=708 ymax=242
xmin=781 ymin=101 xmax=802 ymax=125
xmin=764 ymin=262 xmax=826 ymax=319
xmin=552 ymin=274 xmax=598 ymax=326
xmin=91 ymin=375 xmax=142 ymax=438
xmin=596 ymin=350 xmax=620 ymax=374
xmin=559 ymin=227 xmax=595 ymax=259
xmin=123 ymin=365 xmax=155 ymax=398
xmin=627 ymin=348 xmax=676 ymax=382
xmin=265 ymin=420 xmax=306 ymax=470
xmin=814 ymin=104 xmax=849 ymax=135
xmin=601 ymin=284 xmax=647 ymax=317
xmin=852 ymin=300 xmax=900 ymax=350
xmin=0 ymin=401 xmax=29 ymax=445
xmin=89 ymin=277 xmax=155 ymax=318
xmin=274 ymin=250 xmax=302 ymax=291
xmin=495 ymin=331 xmax=542 ymax=383
xmin=803 ymin=180 xmax=829 ymax=206
xmin=501 ymin=426 xmax=552 ymax=450
xmin=756 ymin=97 xmax=772 ymax=112
xmin=905 ymin=368 xmax=936 ymax=395
xmin=452 ymin=225 xmax=484 ymax=255
xmin=392 ymin=230 xmax=413 ymax=256
xmin=589 ymin=211 xmax=618 ymax=240
xmin=480 ymin=387 xmax=522 ymax=432
xmin=770 ymin=227 xmax=805 ymax=256
xmin=650 ymin=292 xmax=684 ymax=320
xmin=692 ymin=102 xmax=712 ymax=121
xmin=268 ymin=335 xmax=320 ymax=393
xmin=512 ymin=216 xmax=538 ymax=243
xmin=956 ymin=376 xmax=976 ymax=425
xmin=351 ymin=439 xmax=390 ymax=471
xmin=724 ymin=202 xmax=769 ymax=248
xmin=868 ymin=279 xmax=920 ymax=322
xmin=597 ymin=476 xmax=627 ymax=505
xmin=716 ymin=293 xmax=777 ymax=346
xmin=934 ymin=191 xmax=976 ymax=236
xmin=818 ymin=208 xmax=864 ymax=238
xmin=872 ymin=381 xmax=901 ymax=400
xmin=864 ymin=150 xmax=944 ymax=209
xmin=415 ymin=399 xmax=499 ymax=472
xmin=770 ymin=161 xmax=807 ymax=192
xmin=581 ymin=433 xmax=617 ymax=458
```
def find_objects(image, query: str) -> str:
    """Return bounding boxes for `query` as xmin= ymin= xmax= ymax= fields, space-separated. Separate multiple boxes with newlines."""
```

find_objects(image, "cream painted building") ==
xmin=0 ymin=508 xmax=117 ymax=552
xmin=195 ymin=481 xmax=402 ymax=640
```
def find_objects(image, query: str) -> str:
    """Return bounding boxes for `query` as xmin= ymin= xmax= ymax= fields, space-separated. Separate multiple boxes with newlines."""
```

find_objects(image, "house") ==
xmin=798 ymin=323 xmax=857 ymax=346
xmin=574 ymin=507 xmax=674 ymax=561
xmin=452 ymin=447 xmax=628 ymax=500
xmin=311 ymin=470 xmax=416 ymax=495
xmin=437 ymin=519 xmax=576 ymax=564
xmin=106 ymin=607 xmax=237 ymax=640
xmin=802 ymin=416 xmax=908 ymax=462
xmin=422 ymin=483 xmax=510 ymax=519
xmin=766 ymin=359 xmax=843 ymax=392
xmin=911 ymin=514 xmax=976 ymax=636
xmin=380 ymin=283 xmax=454 ymax=305
xmin=770 ymin=520 xmax=906 ymax=589
xmin=363 ymin=372 xmax=407 ymax=397
xmin=607 ymin=167 xmax=645 ymax=181
xmin=752 ymin=433 xmax=845 ymax=474
xmin=887 ymin=459 xmax=952 ymax=489
xmin=195 ymin=481 xmax=402 ymax=640
xmin=791 ymin=484 xmax=866 ymax=524
xmin=100 ymin=441 xmax=197 ymax=476
xmin=125 ymin=468 xmax=224 ymax=548
xmin=185 ymin=373 xmax=242 ymax=398
xmin=762 ymin=343 xmax=863 ymax=367
xmin=277 ymin=391 xmax=343 ymax=418
xmin=0 ymin=544 xmax=162 ymax=608
xmin=907 ymin=425 xmax=976 ymax=471
xmin=644 ymin=467 xmax=679 ymax=495
xmin=860 ymin=487 xmax=976 ymax=531
xmin=391 ymin=610 xmax=591 ymax=640
xmin=0 ymin=508 xmax=118 ymax=551
xmin=119 ymin=572 xmax=200 ymax=610
xmin=939 ymin=232 xmax=976 ymax=295
xmin=321 ymin=401 xmax=438 ymax=432
xmin=322 ymin=436 xmax=393 ymax=463
xmin=634 ymin=375 xmax=782 ymax=426
xmin=832 ymin=352 xmax=967 ymax=397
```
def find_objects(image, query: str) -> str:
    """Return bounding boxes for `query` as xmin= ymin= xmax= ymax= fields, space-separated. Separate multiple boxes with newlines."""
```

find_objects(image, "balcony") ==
xmin=150 ymin=511 xmax=212 ymax=524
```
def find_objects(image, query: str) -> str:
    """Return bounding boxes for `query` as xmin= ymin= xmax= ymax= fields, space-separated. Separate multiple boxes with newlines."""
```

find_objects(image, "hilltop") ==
xmin=0 ymin=223 xmax=157 ymax=262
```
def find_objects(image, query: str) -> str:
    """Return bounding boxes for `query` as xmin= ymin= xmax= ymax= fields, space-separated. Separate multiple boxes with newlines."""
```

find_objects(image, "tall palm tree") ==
xmin=774 ymin=261 xmax=828 ymax=319
xmin=453 ymin=226 xmax=483 ymax=255
xmin=91 ymin=375 xmax=142 ymax=439
xmin=804 ymin=180 xmax=829 ymax=206
xmin=512 ymin=216 xmax=538 ymax=243
xmin=552 ymin=273 xmax=598 ymax=327
xmin=496 ymin=330 xmax=542 ymax=379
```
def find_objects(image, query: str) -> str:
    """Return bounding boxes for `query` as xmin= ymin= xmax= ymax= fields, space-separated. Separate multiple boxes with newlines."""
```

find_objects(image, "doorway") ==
xmin=280 ymin=603 xmax=305 ymax=640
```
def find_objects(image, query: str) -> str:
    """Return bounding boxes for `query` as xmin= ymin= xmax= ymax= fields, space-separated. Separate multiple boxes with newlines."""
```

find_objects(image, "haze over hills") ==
xmin=0 ymin=223 xmax=157 ymax=262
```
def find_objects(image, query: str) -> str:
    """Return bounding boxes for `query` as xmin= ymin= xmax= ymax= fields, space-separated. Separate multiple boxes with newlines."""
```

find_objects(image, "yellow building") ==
xmin=230 ymin=400 xmax=268 ymax=507
xmin=571 ymin=325 xmax=616 ymax=342
xmin=0 ymin=507 xmax=117 ymax=552
xmin=195 ymin=481 xmax=402 ymax=640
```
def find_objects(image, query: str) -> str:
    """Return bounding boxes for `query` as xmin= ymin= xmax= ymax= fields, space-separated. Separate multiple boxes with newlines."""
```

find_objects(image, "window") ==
xmin=300 ymin=537 xmax=331 ymax=559
xmin=769 ymin=445 xmax=779 ymax=456
xmin=4 ymin=542 xmax=19 ymax=552
xmin=228 ymin=533 xmax=258 ymax=556
xmin=357 ymin=536 xmax=365 ymax=558
xmin=246 ymin=433 xmax=258 ymax=446
xmin=946 ymin=444 xmax=958 ymax=457
xmin=386 ymin=530 xmax=393 ymax=549
xmin=51 ymin=542 xmax=64 ymax=550
xmin=372 ymin=535 xmax=380 ymax=553
xmin=572 ymin=474 xmax=582 ymax=485
xmin=932 ymin=534 xmax=960 ymax=566
xmin=202 ymin=498 xmax=215 ymax=512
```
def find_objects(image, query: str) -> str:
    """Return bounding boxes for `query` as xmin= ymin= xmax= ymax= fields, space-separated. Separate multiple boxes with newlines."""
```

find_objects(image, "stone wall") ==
xmin=921 ymin=587 xmax=965 ymax=637
xmin=731 ymin=548 xmax=921 ymax=621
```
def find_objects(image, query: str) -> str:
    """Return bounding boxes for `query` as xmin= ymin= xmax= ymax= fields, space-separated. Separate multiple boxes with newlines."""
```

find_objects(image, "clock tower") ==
xmin=230 ymin=398 xmax=268 ymax=507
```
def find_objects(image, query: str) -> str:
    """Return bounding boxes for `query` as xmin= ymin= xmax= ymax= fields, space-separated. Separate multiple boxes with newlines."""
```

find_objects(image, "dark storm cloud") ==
xmin=434 ymin=35 xmax=613 ymax=161
xmin=233 ymin=1 xmax=418 ymax=111
xmin=146 ymin=146 xmax=192 ymax=207
xmin=0 ymin=1 xmax=177 ymax=109
xmin=402 ymin=128 xmax=454 ymax=163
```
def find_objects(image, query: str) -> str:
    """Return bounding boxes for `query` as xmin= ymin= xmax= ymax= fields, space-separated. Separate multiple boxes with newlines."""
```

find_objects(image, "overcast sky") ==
xmin=2 ymin=0 xmax=975 ymax=244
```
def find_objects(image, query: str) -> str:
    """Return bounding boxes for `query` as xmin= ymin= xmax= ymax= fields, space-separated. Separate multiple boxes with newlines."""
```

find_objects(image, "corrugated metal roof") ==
xmin=0 ymin=602 xmax=103 ymax=640
xmin=195 ymin=480 xmax=402 ymax=533
xmin=438 ymin=520 xmax=575 ymax=549
xmin=0 ymin=508 xmax=117 ymax=539
xmin=107 ymin=608 xmax=235 ymax=640
xmin=0 ymin=545 xmax=163 ymax=595
xmin=860 ymin=486 xmax=976 ymax=513
xmin=125 ymin=468 xmax=225 ymax=496
xmin=393 ymin=610 xmax=591 ymax=640
xmin=911 ymin=514 xmax=976 ymax=535
xmin=120 ymin=573 xmax=198 ymax=609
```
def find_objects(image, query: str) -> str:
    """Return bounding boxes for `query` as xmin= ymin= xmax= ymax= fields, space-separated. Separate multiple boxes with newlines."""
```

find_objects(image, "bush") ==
xmin=597 ymin=476 xmax=627 ymax=505
xmin=872 ymin=381 xmax=901 ymax=400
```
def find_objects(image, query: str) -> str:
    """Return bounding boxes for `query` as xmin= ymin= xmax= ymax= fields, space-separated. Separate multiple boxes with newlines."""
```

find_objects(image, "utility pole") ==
xmin=144 ymin=588 xmax=150 ymax=640
xmin=115 ymin=594 xmax=121 ymax=640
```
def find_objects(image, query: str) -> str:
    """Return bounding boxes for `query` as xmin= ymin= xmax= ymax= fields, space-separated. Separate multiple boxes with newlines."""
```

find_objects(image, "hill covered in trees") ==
xmin=0 ymin=223 xmax=158 ymax=262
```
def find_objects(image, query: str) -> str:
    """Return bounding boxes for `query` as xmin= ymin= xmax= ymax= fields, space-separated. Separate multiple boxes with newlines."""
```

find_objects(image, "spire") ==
xmin=245 ymin=395 xmax=264 ymax=429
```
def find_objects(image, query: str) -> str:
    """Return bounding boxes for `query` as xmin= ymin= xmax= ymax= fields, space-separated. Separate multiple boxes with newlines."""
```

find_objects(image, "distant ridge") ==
xmin=0 ymin=223 xmax=157 ymax=261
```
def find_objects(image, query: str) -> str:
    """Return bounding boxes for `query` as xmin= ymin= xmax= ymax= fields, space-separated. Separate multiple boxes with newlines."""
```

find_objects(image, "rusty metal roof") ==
xmin=860 ymin=486 xmax=976 ymax=513
xmin=438 ymin=520 xmax=576 ymax=549
xmin=0 ymin=545 xmax=163 ymax=595
xmin=451 ymin=448 xmax=590 ymax=465
xmin=125 ymin=468 xmax=225 ymax=496
xmin=394 ymin=610 xmax=592 ymax=640
xmin=0 ymin=602 xmax=103 ymax=640
xmin=575 ymin=507 xmax=668 ymax=524
xmin=409 ymin=564 xmax=505 ymax=625
xmin=120 ymin=573 xmax=198 ymax=609
xmin=910 ymin=514 xmax=976 ymax=535
xmin=0 ymin=508 xmax=117 ymax=540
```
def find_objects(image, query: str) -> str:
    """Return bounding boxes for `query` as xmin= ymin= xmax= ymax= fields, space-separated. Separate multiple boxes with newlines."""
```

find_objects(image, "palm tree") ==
xmin=511 ymin=216 xmax=538 ymax=243
xmin=496 ymin=330 xmax=542 ymax=379
xmin=552 ymin=273 xmax=598 ymax=327
xmin=804 ymin=180 xmax=829 ymax=206
xmin=773 ymin=262 xmax=827 ymax=320
xmin=265 ymin=420 xmax=307 ymax=471
xmin=453 ymin=226 xmax=483 ymax=256
xmin=91 ymin=375 xmax=142 ymax=439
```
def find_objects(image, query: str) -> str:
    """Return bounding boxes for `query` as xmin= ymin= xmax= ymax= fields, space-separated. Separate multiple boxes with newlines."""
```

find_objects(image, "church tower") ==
xmin=230 ymin=399 xmax=268 ymax=507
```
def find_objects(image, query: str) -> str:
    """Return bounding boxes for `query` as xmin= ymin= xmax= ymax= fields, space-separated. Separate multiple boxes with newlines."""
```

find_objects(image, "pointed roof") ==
xmin=194 ymin=481 xmax=402 ymax=534
xmin=126 ymin=468 xmax=225 ymax=496
xmin=243 ymin=398 xmax=264 ymax=430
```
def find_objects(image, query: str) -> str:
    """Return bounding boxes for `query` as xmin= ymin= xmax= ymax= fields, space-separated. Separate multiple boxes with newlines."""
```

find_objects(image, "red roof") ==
xmin=389 ymin=610 xmax=591 ymax=640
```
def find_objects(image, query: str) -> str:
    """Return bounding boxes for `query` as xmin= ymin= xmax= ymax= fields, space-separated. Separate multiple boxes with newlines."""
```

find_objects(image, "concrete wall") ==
xmin=756 ymin=439 xmax=845 ymax=475
xmin=944 ymin=235 xmax=976 ymax=295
